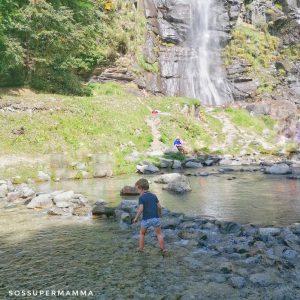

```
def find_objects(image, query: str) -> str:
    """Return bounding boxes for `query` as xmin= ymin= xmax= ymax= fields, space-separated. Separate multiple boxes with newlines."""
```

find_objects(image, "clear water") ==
xmin=1 ymin=171 xmax=300 ymax=299
xmin=36 ymin=171 xmax=300 ymax=226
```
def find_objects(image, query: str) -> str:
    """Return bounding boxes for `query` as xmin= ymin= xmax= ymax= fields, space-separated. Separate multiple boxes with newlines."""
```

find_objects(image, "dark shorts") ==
xmin=141 ymin=218 xmax=161 ymax=229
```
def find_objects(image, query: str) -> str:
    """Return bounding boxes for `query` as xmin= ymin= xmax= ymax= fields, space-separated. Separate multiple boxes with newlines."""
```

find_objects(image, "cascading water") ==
xmin=182 ymin=0 xmax=232 ymax=106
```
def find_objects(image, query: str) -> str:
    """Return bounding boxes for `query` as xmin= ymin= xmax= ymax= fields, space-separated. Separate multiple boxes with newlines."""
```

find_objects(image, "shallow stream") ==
xmin=1 ymin=170 xmax=300 ymax=299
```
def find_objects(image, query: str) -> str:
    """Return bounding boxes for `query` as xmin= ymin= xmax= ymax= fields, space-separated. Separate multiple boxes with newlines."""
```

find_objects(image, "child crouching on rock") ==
xmin=133 ymin=178 xmax=165 ymax=253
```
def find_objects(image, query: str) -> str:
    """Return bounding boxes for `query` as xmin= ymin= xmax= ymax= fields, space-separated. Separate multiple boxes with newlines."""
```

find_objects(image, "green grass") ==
xmin=224 ymin=107 xmax=276 ymax=135
xmin=223 ymin=23 xmax=280 ymax=95
xmin=0 ymin=83 xmax=152 ymax=175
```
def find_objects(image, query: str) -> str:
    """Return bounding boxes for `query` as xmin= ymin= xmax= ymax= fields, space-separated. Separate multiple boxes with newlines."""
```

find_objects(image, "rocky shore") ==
xmin=92 ymin=199 xmax=300 ymax=298
xmin=1 ymin=164 xmax=300 ymax=298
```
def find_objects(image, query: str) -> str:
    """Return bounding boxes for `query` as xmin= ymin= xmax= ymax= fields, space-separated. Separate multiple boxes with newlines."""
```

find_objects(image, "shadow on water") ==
xmin=0 ymin=213 xmax=200 ymax=300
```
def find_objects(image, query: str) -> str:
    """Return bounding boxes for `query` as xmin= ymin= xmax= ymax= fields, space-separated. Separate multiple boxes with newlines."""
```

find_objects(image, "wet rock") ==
xmin=92 ymin=201 xmax=115 ymax=218
xmin=159 ymin=158 xmax=173 ymax=168
xmin=120 ymin=186 xmax=139 ymax=196
xmin=7 ymin=191 xmax=22 ymax=202
xmin=178 ymin=229 xmax=207 ymax=240
xmin=56 ymin=201 xmax=72 ymax=208
xmin=184 ymin=161 xmax=203 ymax=168
xmin=172 ymin=160 xmax=182 ymax=169
xmin=163 ymin=175 xmax=191 ymax=194
xmin=161 ymin=216 xmax=182 ymax=229
xmin=136 ymin=162 xmax=159 ymax=174
xmin=164 ymin=146 xmax=179 ymax=155
xmin=120 ymin=212 xmax=131 ymax=224
xmin=219 ymin=262 xmax=234 ymax=274
xmin=218 ymin=221 xmax=241 ymax=235
xmin=118 ymin=200 xmax=138 ymax=214
xmin=47 ymin=207 xmax=65 ymax=216
xmin=229 ymin=276 xmax=246 ymax=289
xmin=27 ymin=194 xmax=53 ymax=209
xmin=53 ymin=191 xmax=74 ymax=203
xmin=198 ymin=172 xmax=209 ymax=177
xmin=258 ymin=227 xmax=281 ymax=237
xmin=37 ymin=171 xmax=51 ymax=181
xmin=264 ymin=163 xmax=291 ymax=175
xmin=249 ymin=273 xmax=273 ymax=287
xmin=282 ymin=249 xmax=298 ymax=261
xmin=154 ymin=173 xmax=182 ymax=184
xmin=19 ymin=185 xmax=35 ymax=198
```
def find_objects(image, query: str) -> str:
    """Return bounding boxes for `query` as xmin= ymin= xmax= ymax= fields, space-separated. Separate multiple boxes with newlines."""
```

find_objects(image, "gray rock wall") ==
xmin=141 ymin=0 xmax=299 ymax=105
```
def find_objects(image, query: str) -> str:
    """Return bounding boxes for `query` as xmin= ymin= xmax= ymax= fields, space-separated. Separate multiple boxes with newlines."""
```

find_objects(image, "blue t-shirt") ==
xmin=174 ymin=139 xmax=182 ymax=145
xmin=138 ymin=192 xmax=159 ymax=220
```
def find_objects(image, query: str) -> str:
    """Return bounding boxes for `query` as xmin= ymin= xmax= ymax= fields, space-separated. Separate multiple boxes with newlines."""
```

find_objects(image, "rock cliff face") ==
xmin=141 ymin=0 xmax=300 ymax=108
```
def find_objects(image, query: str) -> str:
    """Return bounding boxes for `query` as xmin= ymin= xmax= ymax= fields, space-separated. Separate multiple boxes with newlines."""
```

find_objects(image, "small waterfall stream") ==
xmin=181 ymin=0 xmax=232 ymax=106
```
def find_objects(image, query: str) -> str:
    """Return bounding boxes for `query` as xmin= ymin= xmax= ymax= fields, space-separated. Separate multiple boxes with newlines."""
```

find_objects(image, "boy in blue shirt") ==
xmin=133 ymin=178 xmax=165 ymax=252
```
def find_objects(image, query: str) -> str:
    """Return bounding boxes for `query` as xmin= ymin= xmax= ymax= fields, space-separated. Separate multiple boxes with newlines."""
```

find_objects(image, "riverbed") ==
xmin=1 ymin=170 xmax=300 ymax=299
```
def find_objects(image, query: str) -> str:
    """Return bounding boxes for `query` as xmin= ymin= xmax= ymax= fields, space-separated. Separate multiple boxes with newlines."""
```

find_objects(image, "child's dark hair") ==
xmin=135 ymin=178 xmax=149 ymax=190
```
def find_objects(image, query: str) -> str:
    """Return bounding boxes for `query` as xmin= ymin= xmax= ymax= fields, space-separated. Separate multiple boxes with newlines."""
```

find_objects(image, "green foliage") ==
xmin=280 ymin=44 xmax=300 ymax=61
xmin=224 ymin=107 xmax=276 ymax=135
xmin=137 ymin=52 xmax=159 ymax=73
xmin=164 ymin=152 xmax=186 ymax=161
xmin=223 ymin=23 xmax=280 ymax=95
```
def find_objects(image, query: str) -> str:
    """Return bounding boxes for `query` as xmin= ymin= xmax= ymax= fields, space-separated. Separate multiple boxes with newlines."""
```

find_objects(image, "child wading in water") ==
xmin=133 ymin=178 xmax=165 ymax=252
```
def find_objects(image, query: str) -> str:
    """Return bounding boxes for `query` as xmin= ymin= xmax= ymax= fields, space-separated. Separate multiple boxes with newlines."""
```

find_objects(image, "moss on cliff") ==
xmin=224 ymin=23 xmax=280 ymax=95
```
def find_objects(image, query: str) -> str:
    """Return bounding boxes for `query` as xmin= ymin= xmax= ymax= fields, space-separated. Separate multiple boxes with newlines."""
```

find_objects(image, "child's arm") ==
xmin=133 ymin=204 xmax=143 ymax=223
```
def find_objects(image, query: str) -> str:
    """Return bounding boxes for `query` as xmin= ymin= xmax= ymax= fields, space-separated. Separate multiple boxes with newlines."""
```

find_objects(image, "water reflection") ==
xmin=36 ymin=172 xmax=300 ymax=226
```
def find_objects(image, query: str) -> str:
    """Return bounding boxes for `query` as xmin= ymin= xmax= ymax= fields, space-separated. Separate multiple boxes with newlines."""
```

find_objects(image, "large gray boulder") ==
xmin=160 ymin=158 xmax=173 ymax=168
xmin=184 ymin=161 xmax=203 ymax=168
xmin=136 ymin=162 xmax=160 ymax=174
xmin=154 ymin=173 xmax=182 ymax=184
xmin=53 ymin=191 xmax=75 ymax=203
xmin=27 ymin=194 xmax=53 ymax=209
xmin=264 ymin=163 xmax=291 ymax=175
xmin=120 ymin=186 xmax=139 ymax=196
xmin=163 ymin=175 xmax=191 ymax=193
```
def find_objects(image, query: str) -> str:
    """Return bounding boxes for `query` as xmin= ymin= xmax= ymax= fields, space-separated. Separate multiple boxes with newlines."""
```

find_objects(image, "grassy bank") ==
xmin=0 ymin=83 xmax=281 ymax=181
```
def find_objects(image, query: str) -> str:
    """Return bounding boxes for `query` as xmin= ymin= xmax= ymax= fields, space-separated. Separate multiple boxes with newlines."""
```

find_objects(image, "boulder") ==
xmin=27 ymin=194 xmax=53 ymax=209
xmin=229 ymin=276 xmax=246 ymax=289
xmin=19 ymin=185 xmax=35 ymax=198
xmin=172 ymin=160 xmax=182 ymax=169
xmin=164 ymin=147 xmax=179 ymax=155
xmin=120 ymin=186 xmax=139 ymax=196
xmin=249 ymin=273 xmax=273 ymax=287
xmin=47 ymin=207 xmax=65 ymax=216
xmin=56 ymin=201 xmax=72 ymax=208
xmin=184 ymin=161 xmax=203 ymax=168
xmin=160 ymin=158 xmax=173 ymax=168
xmin=163 ymin=175 xmax=191 ymax=194
xmin=7 ymin=191 xmax=22 ymax=202
xmin=53 ymin=191 xmax=74 ymax=203
xmin=136 ymin=162 xmax=159 ymax=174
xmin=154 ymin=173 xmax=182 ymax=184
xmin=258 ymin=227 xmax=281 ymax=236
xmin=264 ymin=163 xmax=291 ymax=175
xmin=92 ymin=204 xmax=115 ymax=218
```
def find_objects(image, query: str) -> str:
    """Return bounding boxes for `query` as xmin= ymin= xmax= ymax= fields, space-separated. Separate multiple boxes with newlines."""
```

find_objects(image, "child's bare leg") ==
xmin=139 ymin=227 xmax=147 ymax=250
xmin=155 ymin=226 xmax=165 ymax=250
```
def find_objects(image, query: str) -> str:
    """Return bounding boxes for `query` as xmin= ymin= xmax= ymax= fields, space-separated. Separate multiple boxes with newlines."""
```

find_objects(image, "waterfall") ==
xmin=182 ymin=0 xmax=232 ymax=106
